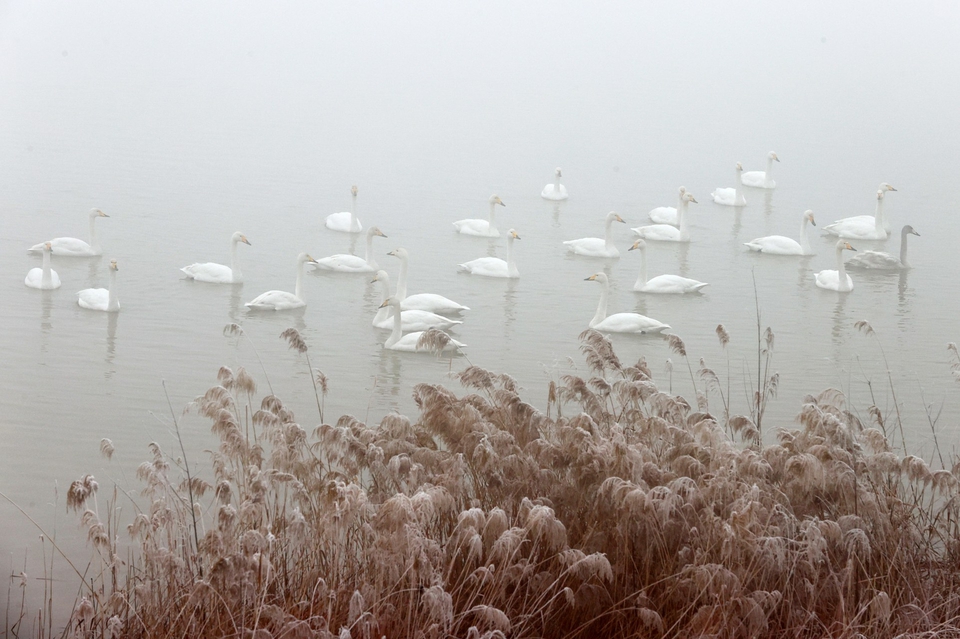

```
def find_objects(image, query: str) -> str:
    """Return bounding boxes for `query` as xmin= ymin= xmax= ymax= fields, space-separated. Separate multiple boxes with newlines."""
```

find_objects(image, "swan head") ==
xmin=387 ymin=247 xmax=409 ymax=260
xmin=769 ymin=151 xmax=780 ymax=162
xmin=508 ymin=229 xmax=521 ymax=240
xmin=297 ymin=253 xmax=319 ymax=264
xmin=629 ymin=239 xmax=646 ymax=252
xmin=379 ymin=296 xmax=401 ymax=309
xmin=804 ymin=210 xmax=816 ymax=226
xmin=683 ymin=192 xmax=698 ymax=204
xmin=489 ymin=195 xmax=505 ymax=207
xmin=584 ymin=273 xmax=609 ymax=283
xmin=838 ymin=241 xmax=857 ymax=252
xmin=555 ymin=167 xmax=563 ymax=177
xmin=880 ymin=182 xmax=897 ymax=192
xmin=606 ymin=212 xmax=625 ymax=223
xmin=678 ymin=185 xmax=686 ymax=194
xmin=44 ymin=241 xmax=52 ymax=252
xmin=109 ymin=259 xmax=118 ymax=271
xmin=231 ymin=232 xmax=251 ymax=245
xmin=371 ymin=269 xmax=389 ymax=283
xmin=877 ymin=190 xmax=885 ymax=201
xmin=368 ymin=226 xmax=387 ymax=238
xmin=902 ymin=225 xmax=920 ymax=237
xmin=736 ymin=162 xmax=743 ymax=171
xmin=90 ymin=208 xmax=109 ymax=218
xmin=351 ymin=185 xmax=358 ymax=196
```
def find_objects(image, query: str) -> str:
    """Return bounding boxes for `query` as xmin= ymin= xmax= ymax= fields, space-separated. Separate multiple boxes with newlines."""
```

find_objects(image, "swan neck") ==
xmin=488 ymin=201 xmax=498 ymax=233
xmin=230 ymin=238 xmax=241 ymax=281
xmin=591 ymin=279 xmax=609 ymax=326
xmin=396 ymin=257 xmax=408 ymax=300
xmin=836 ymin=244 xmax=849 ymax=291
xmin=554 ymin=174 xmax=561 ymax=191
xmin=364 ymin=232 xmax=375 ymax=266
xmin=678 ymin=200 xmax=689 ymax=240
xmin=41 ymin=249 xmax=52 ymax=287
xmin=351 ymin=192 xmax=358 ymax=226
xmin=800 ymin=217 xmax=811 ymax=254
xmin=604 ymin=216 xmax=615 ymax=249
xmin=900 ymin=229 xmax=910 ymax=267
xmin=107 ymin=268 xmax=119 ymax=311
xmin=735 ymin=169 xmax=744 ymax=204
xmin=506 ymin=235 xmax=518 ymax=276
xmin=386 ymin=303 xmax=402 ymax=347
xmin=874 ymin=198 xmax=884 ymax=235
xmin=634 ymin=249 xmax=647 ymax=288
xmin=764 ymin=157 xmax=775 ymax=187
xmin=89 ymin=215 xmax=100 ymax=253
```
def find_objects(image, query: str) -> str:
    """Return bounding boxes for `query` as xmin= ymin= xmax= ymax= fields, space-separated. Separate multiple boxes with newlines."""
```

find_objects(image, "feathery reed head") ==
xmin=280 ymin=328 xmax=308 ymax=354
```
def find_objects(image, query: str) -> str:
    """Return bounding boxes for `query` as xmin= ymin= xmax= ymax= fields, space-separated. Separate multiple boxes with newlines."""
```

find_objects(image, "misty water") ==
xmin=2 ymin=2 xmax=959 ymax=625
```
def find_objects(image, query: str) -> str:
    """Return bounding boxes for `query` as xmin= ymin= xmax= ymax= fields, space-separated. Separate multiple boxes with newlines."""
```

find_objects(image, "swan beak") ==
xmin=615 ymin=215 xmax=625 ymax=223
xmin=499 ymin=200 xmax=506 ymax=207
xmin=387 ymin=250 xmax=396 ymax=256
xmin=584 ymin=275 xmax=597 ymax=281
xmin=911 ymin=230 xmax=920 ymax=236
xmin=378 ymin=300 xmax=390 ymax=308
xmin=511 ymin=231 xmax=521 ymax=239
xmin=242 ymin=237 xmax=251 ymax=245
xmin=306 ymin=255 xmax=318 ymax=263
xmin=370 ymin=275 xmax=379 ymax=283
xmin=99 ymin=212 xmax=110 ymax=217
xmin=810 ymin=218 xmax=817 ymax=226
xmin=690 ymin=197 xmax=699 ymax=204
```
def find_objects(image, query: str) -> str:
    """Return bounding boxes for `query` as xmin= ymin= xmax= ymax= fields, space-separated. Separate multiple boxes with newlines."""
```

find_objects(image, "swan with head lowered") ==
xmin=453 ymin=195 xmax=505 ymax=237
xmin=77 ymin=259 xmax=120 ymax=311
xmin=846 ymin=225 xmax=919 ymax=270
xmin=458 ymin=229 xmax=521 ymax=278
xmin=388 ymin=248 xmax=470 ymax=314
xmin=649 ymin=186 xmax=689 ymax=225
xmin=632 ymin=192 xmax=697 ymax=242
xmin=313 ymin=227 xmax=387 ymax=273
xmin=823 ymin=185 xmax=897 ymax=239
xmin=379 ymin=297 xmax=466 ymax=353
xmin=815 ymin=241 xmax=857 ymax=292
xmin=29 ymin=208 xmax=110 ymax=256
xmin=585 ymin=273 xmax=670 ymax=333
xmin=564 ymin=211 xmax=626 ymax=257
xmin=629 ymin=240 xmax=708 ymax=293
xmin=541 ymin=168 xmax=568 ymax=201
xmin=711 ymin=163 xmax=747 ymax=206
xmin=744 ymin=210 xmax=816 ymax=255
xmin=245 ymin=253 xmax=318 ymax=310
xmin=180 ymin=232 xmax=251 ymax=283
xmin=325 ymin=185 xmax=362 ymax=233
xmin=371 ymin=270 xmax=462 ymax=331
xmin=741 ymin=151 xmax=779 ymax=188
xmin=25 ymin=242 xmax=62 ymax=290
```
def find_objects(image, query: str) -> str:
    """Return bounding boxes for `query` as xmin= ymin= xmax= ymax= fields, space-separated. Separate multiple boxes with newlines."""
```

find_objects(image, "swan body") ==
xmin=325 ymin=185 xmax=362 ymax=233
xmin=741 ymin=151 xmax=779 ymax=188
xmin=314 ymin=227 xmax=387 ymax=273
xmin=711 ymin=163 xmax=747 ymax=206
xmin=458 ymin=229 xmax=520 ymax=278
xmin=633 ymin=192 xmax=696 ymax=242
xmin=815 ymin=241 xmax=857 ymax=292
xmin=245 ymin=253 xmax=318 ymax=310
xmin=370 ymin=271 xmax=462 ymax=330
xmin=453 ymin=195 xmax=505 ymax=237
xmin=823 ymin=190 xmax=890 ymax=240
xmin=25 ymin=242 xmax=62 ymax=289
xmin=77 ymin=259 xmax=120 ymax=311
xmin=744 ymin=210 xmax=816 ymax=255
xmin=29 ymin=208 xmax=109 ymax=256
xmin=379 ymin=297 xmax=466 ymax=353
xmin=541 ymin=167 xmax=568 ymax=201
xmin=629 ymin=240 xmax=708 ymax=293
xmin=564 ymin=211 xmax=625 ymax=257
xmin=181 ymin=231 xmax=251 ymax=283
xmin=388 ymin=248 xmax=470 ymax=313
xmin=585 ymin=272 xmax=670 ymax=333
xmin=648 ymin=186 xmax=687 ymax=225
xmin=846 ymin=225 xmax=919 ymax=270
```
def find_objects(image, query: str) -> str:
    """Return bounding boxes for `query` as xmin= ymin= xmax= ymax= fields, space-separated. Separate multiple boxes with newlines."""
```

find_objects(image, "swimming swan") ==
xmin=313 ymin=227 xmax=387 ymax=273
xmin=77 ymin=259 xmax=120 ymax=311
xmin=379 ymin=297 xmax=466 ymax=353
xmin=846 ymin=225 xmax=919 ymax=270
xmin=632 ymin=192 xmax=697 ymax=242
xmin=25 ymin=242 xmax=62 ymax=290
xmin=541 ymin=167 xmax=568 ymax=201
xmin=585 ymin=272 xmax=670 ymax=333
xmin=814 ymin=241 xmax=857 ymax=292
xmin=564 ymin=211 xmax=625 ymax=257
xmin=180 ymin=231 xmax=251 ymax=283
xmin=29 ymin=208 xmax=109 ymax=256
xmin=628 ymin=239 xmax=708 ymax=293
xmin=649 ymin=186 xmax=688 ymax=225
xmin=823 ymin=190 xmax=890 ymax=240
xmin=371 ymin=270 xmax=463 ymax=330
xmin=325 ymin=185 xmax=362 ymax=233
xmin=458 ymin=229 xmax=521 ymax=278
xmin=711 ymin=163 xmax=747 ymax=206
xmin=453 ymin=195 xmax=505 ymax=237
xmin=388 ymin=248 xmax=470 ymax=313
xmin=744 ymin=210 xmax=816 ymax=255
xmin=741 ymin=151 xmax=779 ymax=189
xmin=245 ymin=253 xmax=318 ymax=310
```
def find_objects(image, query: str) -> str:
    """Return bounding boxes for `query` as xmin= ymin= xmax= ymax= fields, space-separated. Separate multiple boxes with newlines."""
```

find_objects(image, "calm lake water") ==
xmin=2 ymin=1 xmax=959 ymax=628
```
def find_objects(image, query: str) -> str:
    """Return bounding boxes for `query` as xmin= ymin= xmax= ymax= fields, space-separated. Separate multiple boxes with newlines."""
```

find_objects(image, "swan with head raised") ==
xmin=585 ymin=273 xmax=670 ymax=333
xmin=541 ymin=167 xmax=568 ymax=201
xmin=632 ymin=192 xmax=697 ymax=242
xmin=649 ymin=186 xmax=689 ymax=225
xmin=711 ymin=163 xmax=747 ymax=206
xmin=458 ymin=229 xmax=521 ymax=278
xmin=78 ymin=260 xmax=120 ymax=311
xmin=846 ymin=225 xmax=919 ymax=270
xmin=823 ymin=184 xmax=897 ymax=239
xmin=453 ymin=195 xmax=505 ymax=237
xmin=181 ymin=232 xmax=251 ymax=283
xmin=815 ymin=241 xmax=857 ymax=292
xmin=741 ymin=151 xmax=779 ymax=188
xmin=245 ymin=253 xmax=318 ymax=310
xmin=629 ymin=240 xmax=708 ymax=293
xmin=564 ymin=211 xmax=626 ymax=257
xmin=744 ymin=210 xmax=816 ymax=255
xmin=388 ymin=248 xmax=470 ymax=314
xmin=325 ymin=185 xmax=362 ymax=233
xmin=314 ymin=227 xmax=387 ymax=273
xmin=371 ymin=270 xmax=463 ymax=331
xmin=29 ymin=208 xmax=110 ymax=256
xmin=25 ymin=242 xmax=62 ymax=290
xmin=379 ymin=297 xmax=466 ymax=353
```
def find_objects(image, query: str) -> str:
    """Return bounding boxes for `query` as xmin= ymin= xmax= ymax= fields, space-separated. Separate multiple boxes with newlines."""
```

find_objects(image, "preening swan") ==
xmin=29 ymin=208 xmax=109 ymax=256
xmin=711 ymin=163 xmax=747 ymax=206
xmin=629 ymin=240 xmax=708 ymax=293
xmin=741 ymin=151 xmax=779 ymax=189
xmin=77 ymin=259 xmax=120 ymax=311
xmin=453 ymin=195 xmax=505 ymax=237
xmin=847 ymin=225 xmax=919 ymax=270
xmin=388 ymin=248 xmax=470 ymax=313
xmin=564 ymin=211 xmax=625 ymax=257
xmin=649 ymin=186 xmax=687 ymax=225
xmin=744 ymin=210 xmax=816 ymax=255
xmin=245 ymin=253 xmax=318 ymax=310
xmin=585 ymin=273 xmax=670 ymax=333
xmin=371 ymin=270 xmax=463 ymax=331
xmin=180 ymin=231 xmax=251 ymax=283
xmin=541 ymin=167 xmax=568 ymax=201
xmin=313 ymin=227 xmax=387 ymax=273
xmin=458 ymin=229 xmax=521 ymax=278
xmin=815 ymin=241 xmax=857 ymax=292
xmin=823 ymin=190 xmax=889 ymax=240
xmin=632 ymin=192 xmax=696 ymax=242
xmin=25 ymin=242 xmax=62 ymax=290
xmin=325 ymin=185 xmax=362 ymax=233
xmin=379 ymin=297 xmax=466 ymax=353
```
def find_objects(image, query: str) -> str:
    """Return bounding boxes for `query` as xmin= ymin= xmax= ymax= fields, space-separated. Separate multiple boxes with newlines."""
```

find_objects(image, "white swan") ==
xmin=77 ymin=259 xmax=120 ymax=311
xmin=313 ymin=227 xmax=387 ymax=273
xmin=25 ymin=242 xmax=62 ymax=290
xmin=453 ymin=195 xmax=505 ymax=237
xmin=564 ymin=211 xmax=625 ymax=257
xmin=371 ymin=270 xmax=462 ymax=331
xmin=628 ymin=240 xmax=708 ymax=294
xmin=823 ymin=190 xmax=889 ymax=240
xmin=846 ymin=225 xmax=919 ymax=270
xmin=744 ymin=210 xmax=816 ymax=255
xmin=458 ymin=229 xmax=521 ymax=278
xmin=325 ymin=185 xmax=362 ymax=233
xmin=388 ymin=248 xmax=470 ymax=313
xmin=814 ymin=241 xmax=857 ymax=292
xmin=741 ymin=151 xmax=779 ymax=189
xmin=648 ymin=186 xmax=687 ymax=225
xmin=245 ymin=253 xmax=318 ymax=310
xmin=180 ymin=231 xmax=251 ymax=283
xmin=711 ymin=163 xmax=747 ymax=206
xmin=541 ymin=167 xmax=568 ymax=201
xmin=632 ymin=192 xmax=696 ymax=242
xmin=29 ymin=208 xmax=109 ymax=256
xmin=876 ymin=182 xmax=897 ymax=232
xmin=585 ymin=273 xmax=670 ymax=333
xmin=379 ymin=297 xmax=466 ymax=353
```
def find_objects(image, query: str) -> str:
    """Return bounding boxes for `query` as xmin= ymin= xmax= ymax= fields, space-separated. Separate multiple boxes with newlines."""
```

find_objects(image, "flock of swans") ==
xmin=22 ymin=155 xmax=920 ymax=355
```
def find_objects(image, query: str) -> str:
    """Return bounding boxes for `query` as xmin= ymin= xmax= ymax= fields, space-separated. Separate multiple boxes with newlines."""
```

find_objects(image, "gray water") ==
xmin=2 ymin=1 xmax=960 ymax=626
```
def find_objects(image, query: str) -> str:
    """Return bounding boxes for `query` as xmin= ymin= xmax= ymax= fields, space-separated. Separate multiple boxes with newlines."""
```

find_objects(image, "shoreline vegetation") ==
xmin=9 ymin=326 xmax=960 ymax=638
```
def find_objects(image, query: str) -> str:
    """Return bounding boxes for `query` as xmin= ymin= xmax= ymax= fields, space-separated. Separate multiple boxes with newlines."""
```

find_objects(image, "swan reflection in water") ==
xmin=105 ymin=311 xmax=119 ymax=376
xmin=39 ymin=290 xmax=54 ymax=354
